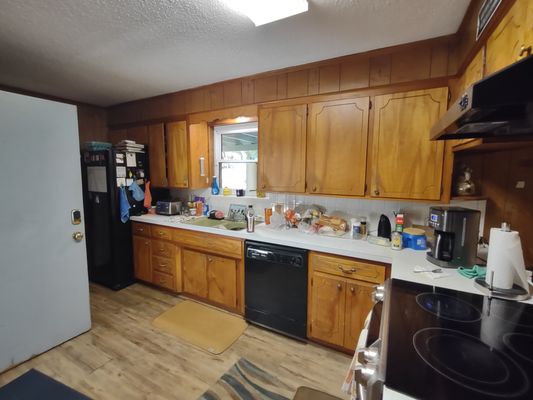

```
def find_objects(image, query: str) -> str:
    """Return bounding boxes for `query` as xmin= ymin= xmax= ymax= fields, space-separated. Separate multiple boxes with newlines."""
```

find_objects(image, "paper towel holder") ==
xmin=474 ymin=222 xmax=530 ymax=301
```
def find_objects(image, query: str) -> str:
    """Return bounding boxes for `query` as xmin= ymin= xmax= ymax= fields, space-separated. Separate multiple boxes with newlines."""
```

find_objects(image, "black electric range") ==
xmin=384 ymin=279 xmax=533 ymax=399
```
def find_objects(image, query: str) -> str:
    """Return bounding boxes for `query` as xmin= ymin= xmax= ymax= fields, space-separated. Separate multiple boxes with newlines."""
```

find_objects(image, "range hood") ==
xmin=430 ymin=55 xmax=533 ymax=140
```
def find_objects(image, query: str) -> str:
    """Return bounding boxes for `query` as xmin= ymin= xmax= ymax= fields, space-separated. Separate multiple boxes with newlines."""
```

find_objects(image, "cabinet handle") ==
xmin=199 ymin=157 xmax=205 ymax=177
xmin=144 ymin=241 xmax=150 ymax=245
xmin=207 ymin=257 xmax=213 ymax=262
xmin=350 ymin=286 xmax=355 ymax=293
xmin=337 ymin=283 xmax=342 ymax=290
xmin=312 ymin=186 xmax=317 ymax=192
xmin=137 ymin=228 xmax=144 ymax=232
xmin=519 ymin=45 xmax=532 ymax=58
xmin=158 ymin=247 xmax=165 ymax=251
xmin=338 ymin=265 xmax=357 ymax=274
xmin=261 ymin=184 xmax=266 ymax=189
xmin=158 ymin=231 xmax=164 ymax=236
xmin=159 ymin=263 xmax=167 ymax=268
xmin=374 ymin=189 xmax=380 ymax=196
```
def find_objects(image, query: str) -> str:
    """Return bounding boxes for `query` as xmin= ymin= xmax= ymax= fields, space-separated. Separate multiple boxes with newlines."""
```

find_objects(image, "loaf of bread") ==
xmin=318 ymin=215 xmax=348 ymax=232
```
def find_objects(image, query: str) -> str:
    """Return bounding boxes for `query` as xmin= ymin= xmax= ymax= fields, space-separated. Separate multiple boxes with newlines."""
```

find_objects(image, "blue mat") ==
xmin=0 ymin=369 xmax=90 ymax=400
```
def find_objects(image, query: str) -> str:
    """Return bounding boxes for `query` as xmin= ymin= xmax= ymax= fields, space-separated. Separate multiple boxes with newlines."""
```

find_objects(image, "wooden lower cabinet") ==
xmin=182 ymin=248 xmax=238 ymax=310
xmin=133 ymin=235 xmax=152 ymax=282
xmin=308 ymin=251 xmax=387 ymax=351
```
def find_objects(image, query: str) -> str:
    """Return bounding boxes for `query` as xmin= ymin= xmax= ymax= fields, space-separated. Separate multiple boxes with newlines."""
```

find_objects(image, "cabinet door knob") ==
xmin=137 ymin=228 xmax=144 ymax=232
xmin=207 ymin=257 xmax=213 ymax=262
xmin=158 ymin=231 xmax=164 ymax=236
xmin=312 ymin=186 xmax=317 ymax=192
xmin=350 ymin=286 xmax=355 ymax=293
xmin=337 ymin=283 xmax=342 ymax=290
xmin=519 ymin=45 xmax=532 ymax=58
xmin=261 ymin=184 xmax=266 ymax=189
xmin=374 ymin=189 xmax=380 ymax=196
xmin=144 ymin=241 xmax=150 ymax=245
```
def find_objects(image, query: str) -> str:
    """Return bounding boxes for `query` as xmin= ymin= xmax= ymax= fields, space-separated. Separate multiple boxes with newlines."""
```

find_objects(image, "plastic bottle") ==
xmin=246 ymin=205 xmax=255 ymax=233
xmin=351 ymin=218 xmax=361 ymax=239
xmin=360 ymin=218 xmax=367 ymax=237
xmin=211 ymin=176 xmax=220 ymax=195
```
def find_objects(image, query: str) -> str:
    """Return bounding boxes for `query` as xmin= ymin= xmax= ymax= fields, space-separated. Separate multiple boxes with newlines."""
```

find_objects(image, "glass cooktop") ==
xmin=386 ymin=279 xmax=533 ymax=400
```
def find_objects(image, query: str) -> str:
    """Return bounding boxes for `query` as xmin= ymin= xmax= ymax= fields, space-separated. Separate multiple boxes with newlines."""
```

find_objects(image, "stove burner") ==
xmin=490 ymin=301 xmax=533 ymax=327
xmin=414 ymin=328 xmax=529 ymax=397
xmin=503 ymin=333 xmax=533 ymax=364
xmin=416 ymin=293 xmax=481 ymax=322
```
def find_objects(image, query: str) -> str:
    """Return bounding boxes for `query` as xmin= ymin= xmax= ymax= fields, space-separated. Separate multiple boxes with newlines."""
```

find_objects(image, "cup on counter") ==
xmin=236 ymin=189 xmax=245 ymax=197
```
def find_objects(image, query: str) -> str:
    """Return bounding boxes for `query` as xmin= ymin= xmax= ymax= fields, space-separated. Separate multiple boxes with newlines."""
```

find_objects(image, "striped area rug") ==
xmin=198 ymin=358 xmax=294 ymax=400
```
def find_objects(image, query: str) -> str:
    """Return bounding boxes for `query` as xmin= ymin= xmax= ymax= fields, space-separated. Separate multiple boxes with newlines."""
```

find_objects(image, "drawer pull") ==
xmin=137 ymin=228 xmax=144 ymax=232
xmin=144 ymin=241 xmax=150 ymax=245
xmin=159 ymin=263 xmax=167 ymax=268
xmin=158 ymin=247 xmax=165 ymax=252
xmin=158 ymin=231 xmax=164 ymax=236
xmin=337 ymin=283 xmax=342 ymax=290
xmin=350 ymin=286 xmax=355 ymax=293
xmin=338 ymin=265 xmax=357 ymax=274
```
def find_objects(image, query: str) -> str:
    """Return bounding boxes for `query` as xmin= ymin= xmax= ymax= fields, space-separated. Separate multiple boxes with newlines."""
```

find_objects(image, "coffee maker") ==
xmin=427 ymin=206 xmax=480 ymax=268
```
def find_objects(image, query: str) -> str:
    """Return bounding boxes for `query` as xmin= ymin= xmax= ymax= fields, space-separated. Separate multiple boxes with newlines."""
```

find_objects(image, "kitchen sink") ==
xmin=183 ymin=217 xmax=246 ymax=231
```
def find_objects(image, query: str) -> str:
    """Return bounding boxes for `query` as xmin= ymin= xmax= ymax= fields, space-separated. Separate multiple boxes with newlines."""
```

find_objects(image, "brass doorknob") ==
xmin=72 ymin=232 xmax=84 ymax=242
xmin=374 ymin=189 xmax=380 ymax=196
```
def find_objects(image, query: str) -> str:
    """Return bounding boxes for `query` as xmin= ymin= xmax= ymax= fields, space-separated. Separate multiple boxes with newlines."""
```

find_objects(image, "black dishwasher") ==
xmin=244 ymin=240 xmax=308 ymax=340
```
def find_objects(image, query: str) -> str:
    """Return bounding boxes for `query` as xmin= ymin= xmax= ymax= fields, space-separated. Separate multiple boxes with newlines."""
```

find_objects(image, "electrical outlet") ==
xmin=515 ymin=181 xmax=526 ymax=189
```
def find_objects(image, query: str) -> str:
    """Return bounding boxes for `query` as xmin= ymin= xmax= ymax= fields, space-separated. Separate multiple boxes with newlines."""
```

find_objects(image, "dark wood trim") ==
xmin=0 ymin=83 xmax=99 ymax=108
xmin=109 ymin=114 xmax=189 ymax=130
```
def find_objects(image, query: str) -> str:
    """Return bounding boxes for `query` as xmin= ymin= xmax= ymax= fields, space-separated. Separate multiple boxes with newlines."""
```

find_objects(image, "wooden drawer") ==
xmin=152 ymin=255 xmax=175 ymax=275
xmin=310 ymin=252 xmax=386 ymax=284
xmin=152 ymin=270 xmax=176 ymax=291
xmin=151 ymin=225 xmax=173 ymax=241
xmin=132 ymin=222 xmax=150 ymax=237
xmin=173 ymin=229 xmax=243 ymax=259
xmin=152 ymin=239 xmax=176 ymax=258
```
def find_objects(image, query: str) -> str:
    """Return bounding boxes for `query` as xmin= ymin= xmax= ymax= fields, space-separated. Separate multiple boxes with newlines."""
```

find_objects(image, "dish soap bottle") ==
xmin=246 ymin=205 xmax=255 ymax=233
xmin=211 ymin=176 xmax=220 ymax=195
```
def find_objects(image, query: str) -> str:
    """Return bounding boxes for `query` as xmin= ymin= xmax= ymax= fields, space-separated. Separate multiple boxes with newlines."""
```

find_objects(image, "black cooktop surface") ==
xmin=386 ymin=279 xmax=533 ymax=400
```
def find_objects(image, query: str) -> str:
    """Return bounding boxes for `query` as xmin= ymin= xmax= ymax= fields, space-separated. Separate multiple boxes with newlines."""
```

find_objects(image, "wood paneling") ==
xmin=209 ymin=85 xmax=224 ymax=110
xmin=391 ymin=47 xmax=431 ymax=83
xmin=430 ymin=43 xmax=450 ymax=78
xmin=306 ymin=97 xmax=369 ymax=196
xmin=166 ymin=121 xmax=189 ymax=188
xmin=223 ymin=80 xmax=242 ymax=107
xmin=148 ymin=123 xmax=167 ymax=187
xmin=258 ymin=104 xmax=307 ymax=193
xmin=182 ymin=249 xmax=208 ymax=298
xmin=276 ymin=74 xmax=288 ymax=100
xmin=126 ymin=125 xmax=149 ymax=144
xmin=370 ymin=87 xmax=448 ymax=200
xmin=254 ymin=75 xmax=278 ymax=103
xmin=369 ymin=54 xmax=391 ymax=86
xmin=287 ymin=70 xmax=309 ymax=98
xmin=77 ymin=105 xmax=107 ymax=146
xmin=319 ymin=65 xmax=340 ymax=94
xmin=207 ymin=255 xmax=237 ymax=309
xmin=108 ymin=128 xmax=127 ymax=144
xmin=339 ymin=58 xmax=370 ymax=91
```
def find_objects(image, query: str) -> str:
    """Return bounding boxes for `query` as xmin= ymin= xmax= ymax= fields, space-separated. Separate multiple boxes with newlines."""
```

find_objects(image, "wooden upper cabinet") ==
xmin=307 ymin=98 xmax=369 ymax=196
xmin=126 ymin=125 xmax=149 ymax=144
xmin=258 ymin=104 xmax=307 ymax=192
xmin=485 ymin=0 xmax=530 ymax=75
xmin=207 ymin=255 xmax=237 ymax=309
xmin=182 ymin=249 xmax=208 ymax=298
xmin=370 ymin=87 xmax=448 ymax=200
xmin=148 ymin=123 xmax=167 ymax=188
xmin=166 ymin=121 xmax=189 ymax=188
xmin=308 ymin=272 xmax=346 ymax=347
xmin=188 ymin=121 xmax=210 ymax=189
xmin=343 ymin=280 xmax=375 ymax=349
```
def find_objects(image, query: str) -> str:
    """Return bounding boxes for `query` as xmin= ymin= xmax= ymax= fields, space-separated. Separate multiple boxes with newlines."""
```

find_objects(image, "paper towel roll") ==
xmin=485 ymin=227 xmax=528 ymax=290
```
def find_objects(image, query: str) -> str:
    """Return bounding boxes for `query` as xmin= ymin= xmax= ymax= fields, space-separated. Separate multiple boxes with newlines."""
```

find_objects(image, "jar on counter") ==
xmin=391 ymin=231 xmax=403 ymax=250
xmin=351 ymin=218 xmax=361 ymax=239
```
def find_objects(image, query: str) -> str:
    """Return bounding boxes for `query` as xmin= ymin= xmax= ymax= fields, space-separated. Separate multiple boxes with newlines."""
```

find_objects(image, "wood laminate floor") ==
xmin=0 ymin=283 xmax=351 ymax=399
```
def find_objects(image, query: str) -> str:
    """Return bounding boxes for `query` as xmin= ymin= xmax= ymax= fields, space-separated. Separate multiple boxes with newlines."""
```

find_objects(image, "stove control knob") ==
xmin=354 ymin=364 xmax=377 ymax=385
xmin=357 ymin=347 xmax=379 ymax=365
xmin=372 ymin=285 xmax=385 ymax=303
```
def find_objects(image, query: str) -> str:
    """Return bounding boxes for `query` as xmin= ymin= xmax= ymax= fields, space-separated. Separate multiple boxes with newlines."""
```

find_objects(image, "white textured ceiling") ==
xmin=0 ymin=0 xmax=471 ymax=107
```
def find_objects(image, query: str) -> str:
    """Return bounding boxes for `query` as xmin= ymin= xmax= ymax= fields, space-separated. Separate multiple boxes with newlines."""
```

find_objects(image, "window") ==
xmin=214 ymin=122 xmax=258 ymax=193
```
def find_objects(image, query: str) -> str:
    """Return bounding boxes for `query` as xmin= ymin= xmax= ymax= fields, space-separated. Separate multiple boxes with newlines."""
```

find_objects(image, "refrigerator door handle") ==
xmin=199 ymin=157 xmax=205 ymax=177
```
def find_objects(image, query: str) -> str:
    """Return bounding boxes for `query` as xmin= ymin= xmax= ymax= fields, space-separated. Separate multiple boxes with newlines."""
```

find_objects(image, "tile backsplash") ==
xmin=171 ymin=189 xmax=487 ymax=237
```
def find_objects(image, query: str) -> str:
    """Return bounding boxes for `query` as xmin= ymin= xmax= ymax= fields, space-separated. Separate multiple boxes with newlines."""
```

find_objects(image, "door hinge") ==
xmin=310 ymin=277 xmax=313 ymax=286
xmin=369 ymin=100 xmax=372 ymax=109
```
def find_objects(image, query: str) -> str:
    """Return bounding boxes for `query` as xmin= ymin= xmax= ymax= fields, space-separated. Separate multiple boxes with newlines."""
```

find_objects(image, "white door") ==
xmin=0 ymin=90 xmax=91 ymax=372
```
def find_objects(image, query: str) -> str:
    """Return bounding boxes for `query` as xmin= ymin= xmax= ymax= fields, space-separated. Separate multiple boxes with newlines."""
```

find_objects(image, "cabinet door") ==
xmin=258 ymin=104 xmax=307 ymax=192
xmin=370 ymin=88 xmax=448 ymax=200
xmin=307 ymin=98 xmax=369 ymax=196
xmin=188 ymin=122 xmax=210 ymax=189
xmin=308 ymin=272 xmax=346 ymax=347
xmin=133 ymin=235 xmax=151 ymax=282
xmin=485 ymin=0 xmax=529 ymax=75
xmin=166 ymin=121 xmax=189 ymax=188
xmin=127 ymin=125 xmax=149 ymax=144
xmin=148 ymin=123 xmax=167 ymax=188
xmin=182 ymin=249 xmax=207 ymax=298
xmin=344 ymin=280 xmax=375 ymax=350
xmin=207 ymin=255 xmax=237 ymax=309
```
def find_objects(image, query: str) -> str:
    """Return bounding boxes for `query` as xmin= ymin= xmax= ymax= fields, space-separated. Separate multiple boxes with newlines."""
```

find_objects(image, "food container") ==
xmin=402 ymin=228 xmax=427 ymax=250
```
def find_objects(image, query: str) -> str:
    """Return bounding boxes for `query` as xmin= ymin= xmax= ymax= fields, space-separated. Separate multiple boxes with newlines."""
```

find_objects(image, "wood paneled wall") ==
xmin=108 ymin=36 xmax=455 ymax=126
xmin=77 ymin=105 xmax=108 ymax=146
xmin=454 ymin=148 xmax=533 ymax=266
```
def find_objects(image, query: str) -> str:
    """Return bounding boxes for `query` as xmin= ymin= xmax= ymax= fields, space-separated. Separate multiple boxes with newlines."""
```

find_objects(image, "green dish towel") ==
xmin=458 ymin=265 xmax=486 ymax=279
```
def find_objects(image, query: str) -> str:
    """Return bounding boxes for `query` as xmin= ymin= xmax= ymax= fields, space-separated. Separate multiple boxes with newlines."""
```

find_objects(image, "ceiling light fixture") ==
xmin=223 ymin=0 xmax=308 ymax=26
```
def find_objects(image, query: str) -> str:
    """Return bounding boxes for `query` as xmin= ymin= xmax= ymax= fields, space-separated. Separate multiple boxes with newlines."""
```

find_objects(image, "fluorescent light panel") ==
xmin=224 ymin=0 xmax=308 ymax=26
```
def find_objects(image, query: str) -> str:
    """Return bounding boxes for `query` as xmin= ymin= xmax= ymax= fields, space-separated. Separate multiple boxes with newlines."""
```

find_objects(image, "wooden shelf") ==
xmin=453 ymin=137 xmax=533 ymax=153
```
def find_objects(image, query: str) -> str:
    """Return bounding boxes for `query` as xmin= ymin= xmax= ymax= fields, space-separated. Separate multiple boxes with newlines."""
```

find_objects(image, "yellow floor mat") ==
xmin=152 ymin=300 xmax=248 ymax=354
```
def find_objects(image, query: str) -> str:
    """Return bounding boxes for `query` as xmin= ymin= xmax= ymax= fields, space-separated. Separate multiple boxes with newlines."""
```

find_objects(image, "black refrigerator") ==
xmin=81 ymin=148 xmax=148 ymax=290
